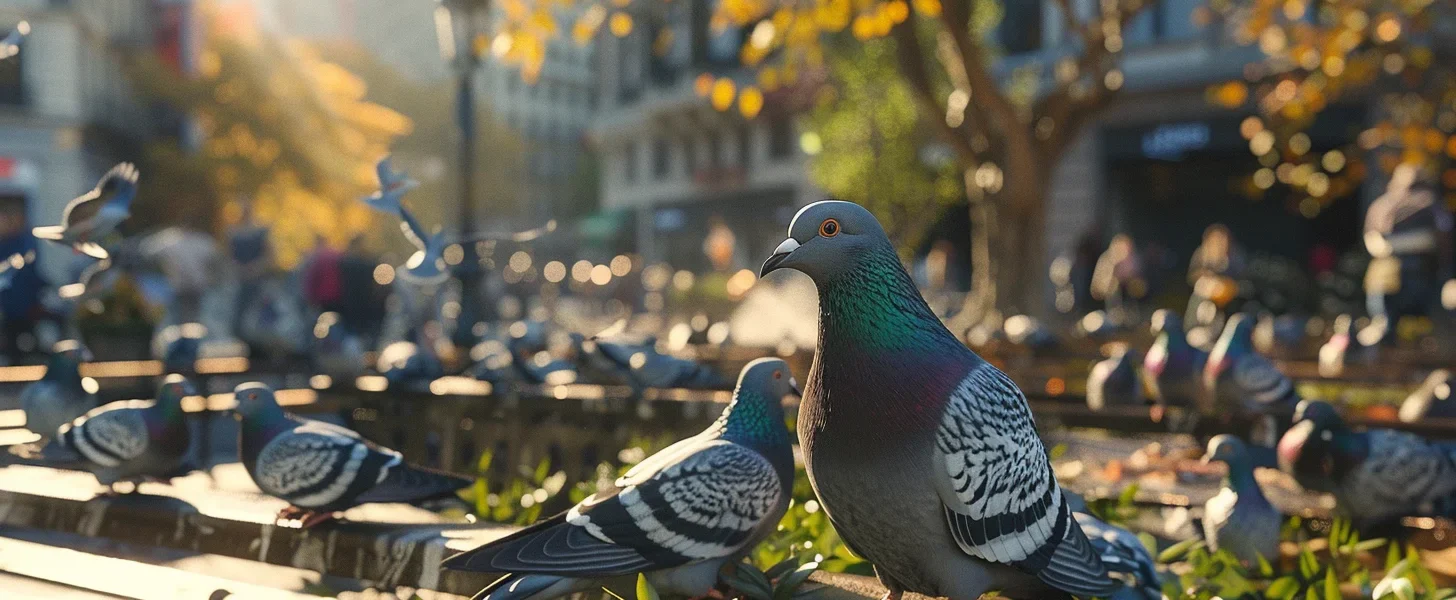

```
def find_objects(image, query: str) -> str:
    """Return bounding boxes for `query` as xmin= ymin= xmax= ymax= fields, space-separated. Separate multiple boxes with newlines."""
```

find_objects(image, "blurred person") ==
xmin=141 ymin=227 xmax=223 ymax=326
xmin=338 ymin=235 xmax=385 ymax=344
xmin=1091 ymin=234 xmax=1145 ymax=325
xmin=227 ymin=200 xmax=273 ymax=334
xmin=1071 ymin=224 xmax=1104 ymax=313
xmin=1186 ymin=224 xmax=1245 ymax=327
xmin=702 ymin=215 xmax=741 ymax=272
xmin=0 ymin=205 xmax=45 ymax=362
xmin=302 ymin=235 xmax=344 ymax=316
xmin=1362 ymin=163 xmax=1453 ymax=344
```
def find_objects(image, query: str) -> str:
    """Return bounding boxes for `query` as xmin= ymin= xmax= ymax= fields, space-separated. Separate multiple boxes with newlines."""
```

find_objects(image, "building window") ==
xmin=768 ymin=118 xmax=793 ymax=159
xmin=653 ymin=137 xmax=671 ymax=179
xmin=738 ymin=125 xmax=752 ymax=170
xmin=683 ymin=136 xmax=698 ymax=174
xmin=624 ymin=142 xmax=638 ymax=183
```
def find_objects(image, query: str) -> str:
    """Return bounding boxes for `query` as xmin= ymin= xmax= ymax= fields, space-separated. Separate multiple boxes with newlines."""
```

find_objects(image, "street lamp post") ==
xmin=437 ymin=0 xmax=490 ymax=348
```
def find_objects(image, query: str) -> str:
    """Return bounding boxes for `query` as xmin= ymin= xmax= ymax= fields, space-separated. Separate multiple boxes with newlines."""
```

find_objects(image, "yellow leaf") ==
xmin=694 ymin=73 xmax=715 ymax=97
xmin=851 ymin=14 xmax=874 ymax=40
xmin=609 ymin=12 xmax=633 ymax=37
xmin=759 ymin=67 xmax=780 ymax=91
xmin=912 ymin=0 xmax=941 ymax=18
xmin=710 ymin=78 xmax=736 ymax=111
xmin=739 ymin=86 xmax=764 ymax=118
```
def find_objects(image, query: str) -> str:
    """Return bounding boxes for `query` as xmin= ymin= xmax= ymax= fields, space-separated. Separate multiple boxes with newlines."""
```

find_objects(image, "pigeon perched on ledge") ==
xmin=1087 ymin=346 xmax=1143 ymax=412
xmin=34 ymin=162 xmax=139 ymax=260
xmin=22 ymin=340 xmax=96 ymax=440
xmin=1200 ymin=435 xmax=1282 ymax=566
xmin=590 ymin=335 xmax=730 ymax=390
xmin=44 ymin=375 xmax=195 ymax=490
xmin=759 ymin=200 xmax=1124 ymax=600
xmin=1279 ymin=399 xmax=1456 ymax=527
xmin=1204 ymin=313 xmax=1300 ymax=446
xmin=234 ymin=382 xmax=470 ymax=528
xmin=444 ymin=358 xmax=798 ymax=600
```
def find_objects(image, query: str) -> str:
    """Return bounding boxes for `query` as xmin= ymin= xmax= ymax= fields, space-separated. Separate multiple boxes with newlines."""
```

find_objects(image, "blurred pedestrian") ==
xmin=227 ymin=200 xmax=272 ymax=333
xmin=302 ymin=235 xmax=344 ymax=316
xmin=1362 ymin=163 xmax=1453 ymax=344
xmin=338 ymin=235 xmax=384 ymax=344
xmin=1186 ymin=224 xmax=1245 ymax=327
xmin=1091 ymin=234 xmax=1145 ymax=325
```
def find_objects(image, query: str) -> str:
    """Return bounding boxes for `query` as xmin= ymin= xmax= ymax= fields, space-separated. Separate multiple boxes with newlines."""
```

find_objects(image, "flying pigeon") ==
xmin=1142 ymin=310 xmax=1207 ymax=431
xmin=34 ymin=162 xmax=140 ymax=259
xmin=233 ymin=382 xmax=471 ymax=527
xmin=591 ymin=336 xmax=730 ymax=390
xmin=361 ymin=156 xmax=556 ymax=286
xmin=1278 ymin=399 xmax=1456 ymax=527
xmin=22 ymin=340 xmax=97 ymax=440
xmin=1200 ymin=435 xmax=1282 ymax=566
xmin=1399 ymin=369 xmax=1456 ymax=423
xmin=1086 ymin=346 xmax=1143 ymax=412
xmin=1062 ymin=491 xmax=1161 ymax=600
xmin=1204 ymin=313 xmax=1300 ymax=446
xmin=759 ymin=200 xmax=1124 ymax=600
xmin=42 ymin=375 xmax=196 ymax=490
xmin=444 ymin=358 xmax=798 ymax=600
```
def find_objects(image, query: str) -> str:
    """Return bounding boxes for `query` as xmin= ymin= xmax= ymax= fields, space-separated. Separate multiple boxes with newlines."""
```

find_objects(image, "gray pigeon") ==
xmin=1086 ymin=347 xmax=1143 ymax=412
xmin=760 ymin=200 xmax=1122 ymax=600
xmin=591 ymin=336 xmax=730 ymax=390
xmin=362 ymin=156 xmax=420 ymax=215
xmin=1062 ymin=492 xmax=1161 ymax=600
xmin=22 ymin=341 xmax=97 ymax=440
xmin=1142 ymin=310 xmax=1207 ymax=432
xmin=34 ymin=162 xmax=139 ymax=259
xmin=1200 ymin=435 xmax=1282 ymax=566
xmin=1399 ymin=369 xmax=1456 ymax=423
xmin=1204 ymin=313 xmax=1300 ymax=446
xmin=234 ymin=382 xmax=471 ymax=527
xmin=444 ymin=358 xmax=798 ymax=600
xmin=44 ymin=375 xmax=196 ymax=490
xmin=1278 ymin=399 xmax=1456 ymax=527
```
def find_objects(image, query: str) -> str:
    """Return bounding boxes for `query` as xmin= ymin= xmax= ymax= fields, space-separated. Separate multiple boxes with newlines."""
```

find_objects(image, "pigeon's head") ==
xmin=1201 ymin=434 xmax=1251 ymax=466
xmin=155 ymin=374 xmax=197 ymax=412
xmin=735 ymin=357 xmax=801 ymax=402
xmin=1292 ymin=399 xmax=1342 ymax=429
xmin=719 ymin=357 xmax=798 ymax=447
xmin=1220 ymin=313 xmax=1256 ymax=348
xmin=233 ymin=382 xmax=282 ymax=421
xmin=760 ymin=200 xmax=890 ymax=282
xmin=50 ymin=340 xmax=92 ymax=370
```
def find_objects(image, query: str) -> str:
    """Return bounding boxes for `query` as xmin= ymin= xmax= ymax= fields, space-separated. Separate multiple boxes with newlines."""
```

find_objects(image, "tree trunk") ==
xmin=948 ymin=168 xmax=997 ymax=334
xmin=997 ymin=157 xmax=1048 ymax=318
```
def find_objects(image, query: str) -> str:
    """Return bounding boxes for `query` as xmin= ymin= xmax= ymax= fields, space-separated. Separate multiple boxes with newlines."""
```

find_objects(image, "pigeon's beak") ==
xmin=760 ymin=238 xmax=800 ymax=277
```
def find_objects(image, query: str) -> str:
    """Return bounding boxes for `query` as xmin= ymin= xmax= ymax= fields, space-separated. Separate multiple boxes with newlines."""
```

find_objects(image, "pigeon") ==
xmin=1278 ymin=399 xmax=1456 ymax=527
xmin=22 ymin=341 xmax=97 ymax=440
xmin=155 ymin=323 xmax=207 ymax=377
xmin=759 ymin=201 xmax=1122 ymax=600
xmin=43 ymin=375 xmax=196 ymax=490
xmin=1317 ymin=314 xmax=1357 ymax=378
xmin=591 ymin=336 xmax=730 ymax=390
xmin=444 ymin=358 xmax=798 ymax=599
xmin=362 ymin=157 xmax=556 ymax=286
xmin=1253 ymin=313 xmax=1308 ymax=356
xmin=1002 ymin=315 xmax=1059 ymax=355
xmin=34 ymin=162 xmax=140 ymax=259
xmin=1142 ymin=310 xmax=1207 ymax=429
xmin=376 ymin=340 xmax=444 ymax=390
xmin=1399 ymin=369 xmax=1456 ymax=423
xmin=233 ymin=382 xmax=471 ymax=527
xmin=1086 ymin=346 xmax=1143 ymax=412
xmin=1062 ymin=491 xmax=1161 ymax=600
xmin=312 ymin=312 xmax=366 ymax=381
xmin=1203 ymin=313 xmax=1300 ymax=446
xmin=1200 ymin=435 xmax=1282 ymax=566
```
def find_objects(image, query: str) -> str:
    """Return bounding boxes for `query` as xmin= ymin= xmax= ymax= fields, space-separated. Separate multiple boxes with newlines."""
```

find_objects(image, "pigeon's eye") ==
xmin=773 ymin=370 xmax=782 ymax=379
xmin=819 ymin=218 xmax=840 ymax=237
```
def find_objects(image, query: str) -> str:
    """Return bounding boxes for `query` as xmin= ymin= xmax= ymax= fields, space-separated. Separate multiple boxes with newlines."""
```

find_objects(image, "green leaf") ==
xmin=722 ymin=562 xmax=774 ymax=600
xmin=774 ymin=562 xmax=819 ymax=600
xmin=602 ymin=586 xmax=628 ymax=600
xmin=1411 ymin=555 xmax=1437 ymax=594
xmin=1137 ymin=532 xmax=1158 ymax=557
xmin=1353 ymin=538 xmax=1389 ymax=553
xmin=1048 ymin=443 xmax=1067 ymax=460
xmin=636 ymin=574 xmax=661 ymax=600
xmin=1266 ymin=576 xmax=1301 ymax=600
xmin=1257 ymin=552 xmax=1275 ymax=578
xmin=764 ymin=557 xmax=800 ymax=582
xmin=1299 ymin=549 xmax=1319 ymax=579
xmin=1433 ymin=588 xmax=1456 ymax=600
xmin=1118 ymin=483 xmax=1140 ymax=508
xmin=1305 ymin=585 xmax=1321 ymax=600
xmin=1386 ymin=541 xmax=1403 ymax=571
xmin=1324 ymin=566 xmax=1339 ymax=600
xmin=1158 ymin=537 xmax=1204 ymax=563
xmin=533 ymin=457 xmax=551 ymax=484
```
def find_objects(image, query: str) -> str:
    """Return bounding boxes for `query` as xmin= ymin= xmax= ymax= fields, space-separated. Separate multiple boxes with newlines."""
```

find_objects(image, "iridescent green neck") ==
xmin=818 ymin=246 xmax=962 ymax=354
xmin=717 ymin=390 xmax=791 ymax=450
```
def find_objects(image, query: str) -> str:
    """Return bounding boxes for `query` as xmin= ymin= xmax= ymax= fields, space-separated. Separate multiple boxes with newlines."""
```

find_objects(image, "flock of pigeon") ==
xmin=11 ymin=162 xmax=1456 ymax=600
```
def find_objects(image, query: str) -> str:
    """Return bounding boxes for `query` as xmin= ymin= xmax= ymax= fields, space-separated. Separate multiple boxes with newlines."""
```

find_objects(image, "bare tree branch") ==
xmin=937 ymin=0 xmax=1022 ymax=129
xmin=890 ymin=18 xmax=978 ymax=162
xmin=1035 ymin=1 xmax=1156 ymax=160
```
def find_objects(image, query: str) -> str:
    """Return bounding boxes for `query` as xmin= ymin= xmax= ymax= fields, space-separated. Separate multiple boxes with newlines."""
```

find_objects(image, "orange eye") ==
xmin=819 ymin=218 xmax=840 ymax=237
xmin=773 ymin=370 xmax=782 ymax=379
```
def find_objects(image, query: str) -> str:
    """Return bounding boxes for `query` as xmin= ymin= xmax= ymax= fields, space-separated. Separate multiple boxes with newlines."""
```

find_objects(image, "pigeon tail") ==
xmin=1027 ymin=521 xmax=1123 ymax=598
xmin=472 ymin=574 xmax=571 ymax=600
xmin=353 ymin=463 xmax=471 ymax=505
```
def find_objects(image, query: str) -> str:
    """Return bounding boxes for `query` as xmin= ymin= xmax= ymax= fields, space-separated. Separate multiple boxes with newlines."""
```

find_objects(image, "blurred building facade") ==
xmin=589 ymin=0 xmax=820 ymax=272
xmin=0 ymin=0 xmax=192 ymax=282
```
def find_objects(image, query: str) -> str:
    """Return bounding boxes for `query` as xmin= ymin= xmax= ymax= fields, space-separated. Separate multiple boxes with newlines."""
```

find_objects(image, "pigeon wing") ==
xmin=252 ymin=419 xmax=401 ymax=509
xmin=59 ymin=402 xmax=151 ymax=468
xmin=446 ymin=440 xmax=782 ymax=576
xmin=1073 ymin=512 xmax=1161 ymax=599
xmin=934 ymin=364 xmax=1121 ymax=598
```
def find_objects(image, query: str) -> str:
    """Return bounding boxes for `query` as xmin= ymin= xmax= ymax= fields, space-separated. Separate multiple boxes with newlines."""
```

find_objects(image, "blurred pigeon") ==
xmin=376 ymin=339 xmax=443 ymax=390
xmin=1204 ymin=314 xmax=1300 ymax=446
xmin=1003 ymin=315 xmax=1059 ymax=355
xmin=1063 ymin=492 xmax=1161 ymax=600
xmin=312 ymin=312 xmax=366 ymax=381
xmin=155 ymin=322 xmax=207 ymax=377
xmin=444 ymin=358 xmax=798 ymax=599
xmin=1278 ymin=399 xmax=1456 ymax=527
xmin=1077 ymin=310 xmax=1124 ymax=341
xmin=1399 ymin=369 xmax=1456 ymax=423
xmin=1317 ymin=314 xmax=1358 ymax=378
xmin=1253 ymin=313 xmax=1308 ymax=356
xmin=362 ymin=157 xmax=556 ymax=286
xmin=514 ymin=350 xmax=578 ymax=385
xmin=468 ymin=338 xmax=516 ymax=383
xmin=759 ymin=201 xmax=1122 ymax=599
xmin=22 ymin=341 xmax=96 ymax=440
xmin=592 ymin=336 xmax=729 ymax=390
xmin=362 ymin=156 xmax=419 ymax=215
xmin=234 ymin=382 xmax=471 ymax=527
xmin=1143 ymin=310 xmax=1207 ymax=428
xmin=1201 ymin=435 xmax=1282 ymax=565
xmin=43 ymin=375 xmax=195 ymax=490
xmin=34 ymin=163 xmax=139 ymax=259
xmin=1087 ymin=347 xmax=1143 ymax=412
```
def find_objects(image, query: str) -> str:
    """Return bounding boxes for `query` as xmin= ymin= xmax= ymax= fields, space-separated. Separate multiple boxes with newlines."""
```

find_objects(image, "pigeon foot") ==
xmin=276 ymin=506 xmax=338 ymax=528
